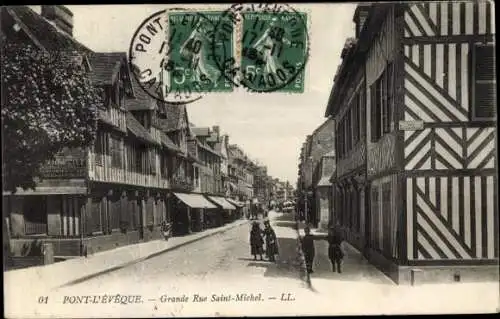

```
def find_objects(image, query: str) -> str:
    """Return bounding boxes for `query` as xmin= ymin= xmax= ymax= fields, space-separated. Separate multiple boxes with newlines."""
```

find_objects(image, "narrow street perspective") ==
xmin=2 ymin=2 xmax=498 ymax=317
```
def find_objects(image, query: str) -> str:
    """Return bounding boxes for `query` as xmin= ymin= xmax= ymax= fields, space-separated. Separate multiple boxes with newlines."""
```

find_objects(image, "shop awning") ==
xmin=174 ymin=193 xmax=217 ymax=209
xmin=207 ymin=196 xmax=236 ymax=210
xmin=226 ymin=198 xmax=244 ymax=207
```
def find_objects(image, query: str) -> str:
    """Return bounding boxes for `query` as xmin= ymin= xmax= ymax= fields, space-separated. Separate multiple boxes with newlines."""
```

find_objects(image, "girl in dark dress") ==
xmin=263 ymin=220 xmax=279 ymax=262
xmin=327 ymin=226 xmax=344 ymax=273
xmin=250 ymin=222 xmax=264 ymax=260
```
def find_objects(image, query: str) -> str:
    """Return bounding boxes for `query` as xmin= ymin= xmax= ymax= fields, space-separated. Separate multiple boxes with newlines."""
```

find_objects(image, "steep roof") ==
xmin=125 ymin=75 xmax=157 ymax=111
xmin=88 ymin=52 xmax=125 ymax=85
xmin=4 ymin=6 xmax=91 ymax=54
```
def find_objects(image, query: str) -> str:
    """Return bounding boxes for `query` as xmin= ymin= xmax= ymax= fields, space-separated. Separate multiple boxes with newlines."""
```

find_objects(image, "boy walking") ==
xmin=301 ymin=227 xmax=316 ymax=274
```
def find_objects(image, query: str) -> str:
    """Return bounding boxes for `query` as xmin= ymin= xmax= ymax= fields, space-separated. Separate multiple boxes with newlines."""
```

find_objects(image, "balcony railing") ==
xmin=25 ymin=222 xmax=47 ymax=235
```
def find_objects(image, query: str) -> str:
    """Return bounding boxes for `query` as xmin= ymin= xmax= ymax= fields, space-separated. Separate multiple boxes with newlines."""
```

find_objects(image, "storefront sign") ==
xmin=399 ymin=120 xmax=424 ymax=131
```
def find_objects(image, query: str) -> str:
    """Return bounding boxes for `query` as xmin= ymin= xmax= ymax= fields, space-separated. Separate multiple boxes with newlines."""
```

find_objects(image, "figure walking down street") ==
xmin=250 ymin=221 xmax=264 ymax=261
xmin=327 ymin=225 xmax=344 ymax=273
xmin=263 ymin=220 xmax=279 ymax=262
xmin=301 ymin=226 xmax=316 ymax=273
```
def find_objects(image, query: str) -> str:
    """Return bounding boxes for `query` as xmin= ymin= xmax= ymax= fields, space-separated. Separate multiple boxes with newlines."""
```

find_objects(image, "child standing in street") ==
xmin=301 ymin=226 xmax=316 ymax=274
xmin=250 ymin=221 xmax=264 ymax=261
xmin=263 ymin=220 xmax=279 ymax=262
xmin=327 ymin=226 xmax=345 ymax=273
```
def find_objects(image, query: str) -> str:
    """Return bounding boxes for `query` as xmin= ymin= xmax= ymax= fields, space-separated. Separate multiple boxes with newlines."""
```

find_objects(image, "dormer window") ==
xmin=103 ymin=86 xmax=111 ymax=107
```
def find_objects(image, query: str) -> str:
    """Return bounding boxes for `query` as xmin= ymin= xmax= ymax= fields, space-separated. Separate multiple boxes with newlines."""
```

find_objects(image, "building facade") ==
xmin=2 ymin=6 xmax=179 ymax=259
xmin=325 ymin=2 xmax=497 ymax=284
xmin=298 ymin=118 xmax=336 ymax=227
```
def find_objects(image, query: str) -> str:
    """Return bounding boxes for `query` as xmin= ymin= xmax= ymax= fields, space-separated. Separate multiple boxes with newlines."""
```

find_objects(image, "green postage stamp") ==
xmin=129 ymin=5 xmax=309 ymax=103
xmin=239 ymin=11 xmax=308 ymax=93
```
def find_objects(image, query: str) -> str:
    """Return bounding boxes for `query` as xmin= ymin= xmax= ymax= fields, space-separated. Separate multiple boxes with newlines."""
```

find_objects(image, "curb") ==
xmin=57 ymin=219 xmax=249 ymax=289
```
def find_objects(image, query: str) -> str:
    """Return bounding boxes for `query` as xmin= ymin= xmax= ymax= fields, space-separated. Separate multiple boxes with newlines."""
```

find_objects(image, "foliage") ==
xmin=1 ymin=42 xmax=103 ymax=192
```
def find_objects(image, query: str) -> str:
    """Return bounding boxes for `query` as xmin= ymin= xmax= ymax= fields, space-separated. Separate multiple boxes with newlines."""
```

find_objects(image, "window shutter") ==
xmin=473 ymin=44 xmax=496 ymax=119
xmin=370 ymin=84 xmax=378 ymax=142
xmin=360 ymin=88 xmax=366 ymax=139
xmin=387 ymin=63 xmax=394 ymax=132
xmin=381 ymin=70 xmax=389 ymax=134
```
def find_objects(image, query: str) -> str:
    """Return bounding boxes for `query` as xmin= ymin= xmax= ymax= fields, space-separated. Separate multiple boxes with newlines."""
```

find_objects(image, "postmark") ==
xmin=129 ymin=9 xmax=234 ymax=104
xmin=212 ymin=3 xmax=309 ymax=93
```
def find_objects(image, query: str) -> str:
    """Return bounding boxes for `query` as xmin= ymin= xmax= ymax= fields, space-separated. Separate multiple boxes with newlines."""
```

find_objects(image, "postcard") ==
xmin=2 ymin=2 xmax=498 ymax=317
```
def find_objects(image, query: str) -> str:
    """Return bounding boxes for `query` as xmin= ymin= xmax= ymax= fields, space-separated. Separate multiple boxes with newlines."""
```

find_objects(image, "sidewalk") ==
xmin=293 ymin=223 xmax=395 ymax=290
xmin=4 ymin=219 xmax=248 ymax=293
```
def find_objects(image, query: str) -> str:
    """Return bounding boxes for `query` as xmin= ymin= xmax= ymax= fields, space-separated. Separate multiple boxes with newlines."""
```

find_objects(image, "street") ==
xmin=49 ymin=211 xmax=314 ymax=317
xmin=4 ymin=211 xmax=498 ymax=317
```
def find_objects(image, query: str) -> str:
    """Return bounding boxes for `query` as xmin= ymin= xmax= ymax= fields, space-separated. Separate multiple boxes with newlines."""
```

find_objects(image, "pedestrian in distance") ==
xmin=301 ymin=226 xmax=316 ymax=274
xmin=250 ymin=221 xmax=264 ymax=261
xmin=263 ymin=220 xmax=279 ymax=262
xmin=327 ymin=225 xmax=345 ymax=273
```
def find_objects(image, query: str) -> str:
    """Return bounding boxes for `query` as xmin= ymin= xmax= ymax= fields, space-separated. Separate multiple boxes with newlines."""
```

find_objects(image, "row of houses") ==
xmin=298 ymin=2 xmax=497 ymax=284
xmin=1 ymin=5 xmax=290 ymax=263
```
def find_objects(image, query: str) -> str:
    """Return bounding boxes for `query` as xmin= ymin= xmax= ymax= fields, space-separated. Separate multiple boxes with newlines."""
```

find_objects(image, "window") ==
xmin=385 ymin=63 xmax=394 ymax=133
xmin=149 ymin=148 xmax=156 ymax=175
xmin=160 ymin=153 xmax=167 ymax=178
xmin=370 ymin=63 xmax=395 ymax=142
xmin=136 ymin=145 xmax=145 ymax=173
xmin=359 ymin=87 xmax=366 ymax=139
xmin=110 ymin=135 xmax=123 ymax=168
xmin=94 ymin=132 xmax=105 ymax=166
xmin=472 ymin=43 xmax=496 ymax=120
xmin=352 ymin=98 xmax=360 ymax=144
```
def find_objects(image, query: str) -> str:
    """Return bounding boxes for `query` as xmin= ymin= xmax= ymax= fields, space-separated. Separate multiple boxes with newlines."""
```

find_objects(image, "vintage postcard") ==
xmin=2 ymin=2 xmax=499 ymax=318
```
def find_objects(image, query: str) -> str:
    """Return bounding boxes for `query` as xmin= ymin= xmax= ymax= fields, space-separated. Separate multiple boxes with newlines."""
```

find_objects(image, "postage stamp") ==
xmin=212 ymin=3 xmax=309 ymax=93
xmin=129 ymin=9 xmax=233 ymax=104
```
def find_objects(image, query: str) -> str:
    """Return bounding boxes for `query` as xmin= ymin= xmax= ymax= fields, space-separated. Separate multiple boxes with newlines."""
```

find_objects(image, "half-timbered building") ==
xmin=326 ymin=2 xmax=497 ymax=284
xmin=1 ymin=6 xmax=198 ymax=262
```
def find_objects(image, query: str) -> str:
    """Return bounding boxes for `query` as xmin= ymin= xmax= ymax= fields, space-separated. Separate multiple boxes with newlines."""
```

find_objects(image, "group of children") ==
xmin=249 ymin=219 xmax=345 ymax=274
xmin=249 ymin=220 xmax=279 ymax=262
xmin=301 ymin=225 xmax=345 ymax=274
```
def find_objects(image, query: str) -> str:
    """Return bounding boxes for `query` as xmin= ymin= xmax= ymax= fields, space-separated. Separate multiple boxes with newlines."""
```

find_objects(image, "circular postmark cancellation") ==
xmin=212 ymin=3 xmax=309 ymax=93
xmin=128 ymin=8 xmax=234 ymax=104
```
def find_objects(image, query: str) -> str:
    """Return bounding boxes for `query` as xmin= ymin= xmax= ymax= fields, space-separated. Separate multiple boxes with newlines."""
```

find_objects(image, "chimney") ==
xmin=212 ymin=125 xmax=220 ymax=138
xmin=41 ymin=5 xmax=74 ymax=37
xmin=353 ymin=4 xmax=371 ymax=38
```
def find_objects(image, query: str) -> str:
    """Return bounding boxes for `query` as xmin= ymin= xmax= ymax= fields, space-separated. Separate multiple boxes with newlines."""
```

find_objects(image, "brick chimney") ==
xmin=353 ymin=4 xmax=371 ymax=38
xmin=41 ymin=5 xmax=74 ymax=37
xmin=212 ymin=125 xmax=220 ymax=138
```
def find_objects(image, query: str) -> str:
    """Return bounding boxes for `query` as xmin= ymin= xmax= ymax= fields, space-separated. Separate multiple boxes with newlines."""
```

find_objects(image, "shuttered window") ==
xmin=370 ymin=82 xmax=381 ymax=142
xmin=371 ymin=63 xmax=394 ymax=142
xmin=385 ymin=63 xmax=394 ymax=133
xmin=359 ymin=82 xmax=366 ymax=139
xmin=472 ymin=43 xmax=496 ymax=120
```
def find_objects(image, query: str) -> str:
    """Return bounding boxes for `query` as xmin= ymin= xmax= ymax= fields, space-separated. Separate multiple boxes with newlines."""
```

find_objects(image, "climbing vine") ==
xmin=1 ymin=43 xmax=103 ymax=192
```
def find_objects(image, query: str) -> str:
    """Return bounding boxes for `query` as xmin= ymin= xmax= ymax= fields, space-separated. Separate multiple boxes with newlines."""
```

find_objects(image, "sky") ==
xmin=33 ymin=4 xmax=357 ymax=186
